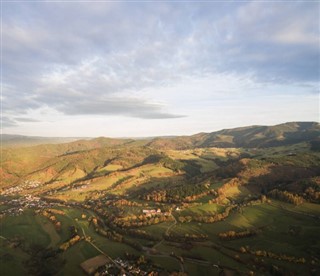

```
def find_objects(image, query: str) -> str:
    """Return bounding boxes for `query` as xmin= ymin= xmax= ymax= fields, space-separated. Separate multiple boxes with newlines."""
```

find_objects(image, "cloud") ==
xmin=2 ymin=1 xmax=318 ymax=134
xmin=14 ymin=117 xmax=41 ymax=123
xmin=2 ymin=2 xmax=193 ymax=122
xmin=1 ymin=117 xmax=18 ymax=128
xmin=60 ymin=97 xmax=185 ymax=119
xmin=213 ymin=1 xmax=319 ymax=82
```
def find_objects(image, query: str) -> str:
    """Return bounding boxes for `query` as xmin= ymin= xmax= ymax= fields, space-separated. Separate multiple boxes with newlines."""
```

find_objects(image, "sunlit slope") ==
xmin=0 ymin=137 xmax=137 ymax=187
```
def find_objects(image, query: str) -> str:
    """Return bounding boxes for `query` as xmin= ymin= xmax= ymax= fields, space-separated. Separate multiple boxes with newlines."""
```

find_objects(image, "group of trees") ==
xmin=142 ymin=190 xmax=169 ymax=202
xmin=128 ymin=229 xmax=160 ymax=241
xmin=268 ymin=189 xmax=304 ymax=205
xmin=59 ymin=235 xmax=81 ymax=251
xmin=142 ymin=184 xmax=214 ymax=203
xmin=215 ymin=160 xmax=244 ymax=178
xmin=239 ymin=246 xmax=306 ymax=264
xmin=184 ymin=188 xmax=217 ymax=202
xmin=107 ymin=199 xmax=143 ymax=207
xmin=217 ymin=178 xmax=240 ymax=196
xmin=95 ymin=227 xmax=123 ymax=243
xmin=206 ymin=178 xmax=243 ymax=205
xmin=218 ymin=229 xmax=257 ymax=240
xmin=304 ymin=186 xmax=320 ymax=202
xmin=46 ymin=208 xmax=65 ymax=215
xmin=40 ymin=210 xmax=62 ymax=231
xmin=158 ymin=156 xmax=184 ymax=172
xmin=302 ymin=179 xmax=320 ymax=203
xmin=164 ymin=233 xmax=208 ymax=243
xmin=112 ymin=213 xmax=174 ymax=228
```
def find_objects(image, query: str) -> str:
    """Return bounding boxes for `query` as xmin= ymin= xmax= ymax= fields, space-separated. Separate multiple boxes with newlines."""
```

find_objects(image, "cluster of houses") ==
xmin=80 ymin=255 xmax=149 ymax=276
xmin=142 ymin=208 xmax=171 ymax=217
xmin=101 ymin=257 xmax=148 ymax=276
xmin=72 ymin=184 xmax=89 ymax=190
xmin=0 ymin=195 xmax=57 ymax=217
xmin=142 ymin=208 xmax=161 ymax=215
xmin=1 ymin=180 xmax=41 ymax=196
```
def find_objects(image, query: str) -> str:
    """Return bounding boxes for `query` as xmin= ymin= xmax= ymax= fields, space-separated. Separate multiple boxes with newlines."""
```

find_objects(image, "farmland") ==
xmin=1 ymin=122 xmax=320 ymax=275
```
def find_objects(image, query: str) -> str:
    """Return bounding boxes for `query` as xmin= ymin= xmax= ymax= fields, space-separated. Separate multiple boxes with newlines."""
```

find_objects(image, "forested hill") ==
xmin=147 ymin=122 xmax=320 ymax=149
xmin=3 ymin=122 xmax=319 ymax=151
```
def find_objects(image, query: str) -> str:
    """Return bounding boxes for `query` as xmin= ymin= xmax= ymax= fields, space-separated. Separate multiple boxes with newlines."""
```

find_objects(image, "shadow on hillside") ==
xmin=126 ymin=175 xmax=187 ymax=199
xmin=245 ymin=164 xmax=320 ymax=195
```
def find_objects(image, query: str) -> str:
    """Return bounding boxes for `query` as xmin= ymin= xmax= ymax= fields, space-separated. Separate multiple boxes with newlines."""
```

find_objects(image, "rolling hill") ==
xmin=1 ymin=122 xmax=319 ymax=189
xmin=147 ymin=122 xmax=320 ymax=149
xmin=1 ymin=134 xmax=86 ymax=147
xmin=1 ymin=121 xmax=320 ymax=276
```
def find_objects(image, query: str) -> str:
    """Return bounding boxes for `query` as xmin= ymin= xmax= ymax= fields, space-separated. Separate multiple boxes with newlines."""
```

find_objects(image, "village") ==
xmin=80 ymin=254 xmax=157 ymax=276
xmin=0 ymin=194 xmax=59 ymax=217
xmin=1 ymin=180 xmax=41 ymax=196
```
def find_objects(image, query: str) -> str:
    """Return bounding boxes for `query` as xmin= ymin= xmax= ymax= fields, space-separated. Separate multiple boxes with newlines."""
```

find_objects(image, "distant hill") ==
xmin=0 ymin=136 xmax=139 ymax=187
xmin=1 ymin=134 xmax=86 ymax=147
xmin=3 ymin=122 xmax=319 ymax=150
xmin=147 ymin=122 xmax=320 ymax=149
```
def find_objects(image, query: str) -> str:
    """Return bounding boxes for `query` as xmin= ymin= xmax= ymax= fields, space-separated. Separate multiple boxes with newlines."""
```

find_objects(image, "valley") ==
xmin=1 ymin=122 xmax=320 ymax=275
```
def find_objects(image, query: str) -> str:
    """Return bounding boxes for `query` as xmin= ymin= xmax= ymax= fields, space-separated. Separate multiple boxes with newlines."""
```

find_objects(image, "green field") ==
xmin=1 ymin=123 xmax=320 ymax=275
xmin=0 ymin=210 xmax=51 ymax=247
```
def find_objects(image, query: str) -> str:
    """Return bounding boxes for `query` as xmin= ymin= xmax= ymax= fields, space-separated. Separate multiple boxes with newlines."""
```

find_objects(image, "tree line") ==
xmin=142 ymin=183 xmax=215 ymax=203
xmin=112 ymin=213 xmax=174 ymax=228
xmin=218 ymin=229 xmax=257 ymax=240
xmin=268 ymin=189 xmax=304 ymax=205
xmin=38 ymin=209 xmax=62 ymax=232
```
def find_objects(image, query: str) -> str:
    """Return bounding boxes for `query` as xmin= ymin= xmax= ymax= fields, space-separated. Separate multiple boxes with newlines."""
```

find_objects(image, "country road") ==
xmin=66 ymin=212 xmax=131 ymax=275
xmin=152 ymin=213 xmax=177 ymax=249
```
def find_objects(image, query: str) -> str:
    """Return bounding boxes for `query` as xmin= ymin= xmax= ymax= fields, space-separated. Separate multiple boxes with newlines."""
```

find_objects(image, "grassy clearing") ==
xmin=140 ymin=164 xmax=173 ymax=177
xmin=0 ymin=210 xmax=50 ymax=247
xmin=166 ymin=150 xmax=198 ymax=160
xmin=0 ymin=239 xmax=29 ymax=276
xmin=59 ymin=241 xmax=94 ymax=276
xmin=196 ymin=158 xmax=218 ymax=173
xmin=171 ymin=222 xmax=207 ymax=236
xmin=149 ymin=255 xmax=180 ymax=272
xmin=189 ymin=246 xmax=243 ymax=269
xmin=181 ymin=203 xmax=224 ymax=216
xmin=184 ymin=262 xmax=217 ymax=276
xmin=199 ymin=201 xmax=320 ymax=267
xmin=98 ymin=164 xmax=123 ymax=172
xmin=166 ymin=148 xmax=241 ymax=161
xmin=288 ymin=202 xmax=320 ymax=215
xmin=140 ymin=222 xmax=174 ymax=238
xmin=34 ymin=215 xmax=61 ymax=247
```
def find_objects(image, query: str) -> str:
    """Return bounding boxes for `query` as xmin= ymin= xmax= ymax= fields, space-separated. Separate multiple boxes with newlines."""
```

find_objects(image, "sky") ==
xmin=1 ymin=0 xmax=319 ymax=137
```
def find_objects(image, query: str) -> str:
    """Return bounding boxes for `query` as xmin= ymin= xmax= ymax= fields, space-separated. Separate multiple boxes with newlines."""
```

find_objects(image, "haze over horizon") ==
xmin=2 ymin=1 xmax=319 ymax=137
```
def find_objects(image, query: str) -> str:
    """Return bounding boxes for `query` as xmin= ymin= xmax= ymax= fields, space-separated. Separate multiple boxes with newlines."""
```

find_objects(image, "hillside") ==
xmin=1 ymin=122 xmax=320 ymax=276
xmin=0 ymin=137 xmax=139 ymax=187
xmin=148 ymin=122 xmax=320 ymax=149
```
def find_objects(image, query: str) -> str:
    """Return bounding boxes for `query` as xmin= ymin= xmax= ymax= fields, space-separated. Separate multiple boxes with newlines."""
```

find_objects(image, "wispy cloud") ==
xmin=1 ymin=116 xmax=18 ymax=128
xmin=2 ymin=1 xmax=319 ymax=135
xmin=14 ymin=118 xmax=41 ymax=123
